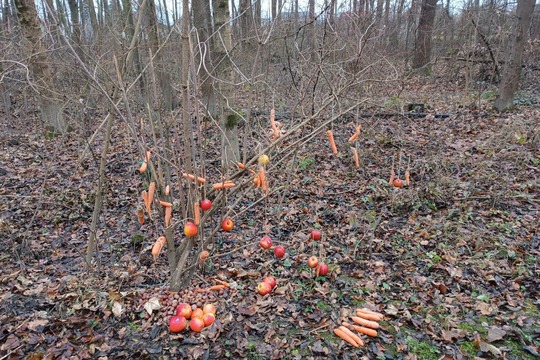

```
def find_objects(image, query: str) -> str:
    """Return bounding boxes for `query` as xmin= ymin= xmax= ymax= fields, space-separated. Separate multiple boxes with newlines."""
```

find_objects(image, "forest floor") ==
xmin=0 ymin=76 xmax=539 ymax=360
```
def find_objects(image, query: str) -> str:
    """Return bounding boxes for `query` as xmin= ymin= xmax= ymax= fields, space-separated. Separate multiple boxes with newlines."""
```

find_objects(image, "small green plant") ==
xmin=298 ymin=157 xmax=315 ymax=170
xmin=407 ymin=337 xmax=440 ymax=359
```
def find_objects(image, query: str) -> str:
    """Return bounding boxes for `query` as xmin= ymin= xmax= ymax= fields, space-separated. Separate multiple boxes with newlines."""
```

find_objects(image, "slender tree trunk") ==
xmin=212 ymin=0 xmax=239 ymax=165
xmin=411 ymin=0 xmax=438 ymax=74
xmin=122 ymin=0 xmax=146 ymax=101
xmin=147 ymin=0 xmax=174 ymax=110
xmin=14 ymin=0 xmax=67 ymax=132
xmin=67 ymin=0 xmax=85 ymax=61
xmin=494 ymin=0 xmax=536 ymax=111
xmin=271 ymin=0 xmax=276 ymax=20
xmin=308 ymin=0 xmax=315 ymax=51
xmin=85 ymin=0 xmax=98 ymax=38
xmin=193 ymin=0 xmax=214 ymax=115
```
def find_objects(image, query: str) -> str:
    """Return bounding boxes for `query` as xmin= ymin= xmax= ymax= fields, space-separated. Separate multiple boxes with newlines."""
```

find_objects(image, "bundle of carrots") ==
xmin=333 ymin=308 xmax=384 ymax=348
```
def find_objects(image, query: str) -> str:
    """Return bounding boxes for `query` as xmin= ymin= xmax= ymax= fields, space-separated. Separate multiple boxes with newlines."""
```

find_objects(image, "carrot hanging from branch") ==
xmin=212 ymin=182 xmax=235 ymax=190
xmin=164 ymin=206 xmax=172 ymax=227
xmin=326 ymin=130 xmax=338 ymax=155
xmin=259 ymin=166 xmax=268 ymax=195
xmin=351 ymin=147 xmax=359 ymax=168
xmin=147 ymin=182 xmax=155 ymax=217
xmin=139 ymin=161 xmax=148 ymax=173
xmin=405 ymin=170 xmax=410 ymax=186
xmin=136 ymin=208 xmax=144 ymax=225
xmin=151 ymin=236 xmax=166 ymax=259
xmin=194 ymin=202 xmax=200 ymax=225
xmin=182 ymin=173 xmax=206 ymax=183
xmin=270 ymin=108 xmax=280 ymax=141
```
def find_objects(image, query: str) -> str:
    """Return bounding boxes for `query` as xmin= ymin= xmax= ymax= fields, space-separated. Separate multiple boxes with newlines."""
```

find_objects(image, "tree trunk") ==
xmin=494 ymin=0 xmax=536 ymax=111
xmin=147 ymin=0 xmax=174 ymax=110
xmin=411 ymin=0 xmax=438 ymax=74
xmin=212 ymin=0 xmax=239 ymax=165
xmin=308 ymin=0 xmax=315 ymax=52
xmin=85 ymin=0 xmax=98 ymax=36
xmin=193 ymin=0 xmax=214 ymax=115
xmin=122 ymin=0 xmax=146 ymax=101
xmin=67 ymin=0 xmax=85 ymax=61
xmin=14 ymin=0 xmax=67 ymax=133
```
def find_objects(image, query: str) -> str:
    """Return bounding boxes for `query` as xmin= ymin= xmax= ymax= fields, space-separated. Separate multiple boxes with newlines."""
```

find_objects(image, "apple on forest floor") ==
xmin=317 ymin=263 xmax=329 ymax=276
xmin=260 ymin=236 xmax=273 ymax=249
xmin=221 ymin=218 xmax=234 ymax=231
xmin=310 ymin=230 xmax=322 ymax=240
xmin=262 ymin=276 xmax=277 ymax=289
xmin=257 ymin=282 xmax=272 ymax=295
xmin=176 ymin=303 xmax=192 ymax=318
xmin=273 ymin=246 xmax=286 ymax=258
xmin=307 ymin=256 xmax=319 ymax=269
xmin=190 ymin=317 xmax=205 ymax=332
xmin=169 ymin=315 xmax=187 ymax=333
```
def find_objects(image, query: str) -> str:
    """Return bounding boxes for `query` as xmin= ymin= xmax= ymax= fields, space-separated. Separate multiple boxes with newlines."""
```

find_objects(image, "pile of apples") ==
xmin=169 ymin=303 xmax=217 ymax=333
xmin=256 ymin=229 xmax=330 ymax=295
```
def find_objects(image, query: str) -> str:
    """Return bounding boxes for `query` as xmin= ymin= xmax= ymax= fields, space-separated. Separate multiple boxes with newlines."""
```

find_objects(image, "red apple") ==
xmin=221 ymin=218 xmax=234 ymax=231
xmin=176 ymin=303 xmax=192 ymax=318
xmin=202 ymin=313 xmax=215 ymax=326
xmin=317 ymin=263 xmax=329 ymax=276
xmin=190 ymin=317 xmax=205 ymax=332
xmin=169 ymin=315 xmax=187 ymax=333
xmin=191 ymin=308 xmax=204 ymax=319
xmin=307 ymin=256 xmax=319 ymax=269
xmin=274 ymin=246 xmax=286 ymax=258
xmin=203 ymin=303 xmax=216 ymax=315
xmin=257 ymin=282 xmax=272 ymax=295
xmin=200 ymin=199 xmax=212 ymax=211
xmin=262 ymin=276 xmax=277 ymax=289
xmin=310 ymin=230 xmax=322 ymax=240
xmin=393 ymin=178 xmax=403 ymax=188
xmin=260 ymin=236 xmax=273 ymax=249
xmin=184 ymin=221 xmax=198 ymax=237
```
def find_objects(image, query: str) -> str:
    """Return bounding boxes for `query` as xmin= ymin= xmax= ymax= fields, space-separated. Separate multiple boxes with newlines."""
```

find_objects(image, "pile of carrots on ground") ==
xmin=333 ymin=308 xmax=385 ymax=348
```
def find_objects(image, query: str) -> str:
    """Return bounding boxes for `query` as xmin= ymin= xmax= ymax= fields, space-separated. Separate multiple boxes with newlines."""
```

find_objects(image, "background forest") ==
xmin=0 ymin=0 xmax=539 ymax=358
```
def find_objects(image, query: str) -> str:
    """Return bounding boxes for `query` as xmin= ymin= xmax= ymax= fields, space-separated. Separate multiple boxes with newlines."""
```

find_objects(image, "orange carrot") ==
xmin=355 ymin=311 xmax=382 ymax=322
xmin=248 ymin=168 xmax=257 ymax=175
xmin=270 ymin=109 xmax=279 ymax=140
xmin=259 ymin=166 xmax=268 ymax=194
xmin=350 ymin=324 xmax=378 ymax=337
xmin=348 ymin=132 xmax=359 ymax=142
xmin=352 ymin=316 xmax=380 ymax=329
xmin=182 ymin=172 xmax=206 ymax=183
xmin=356 ymin=124 xmax=362 ymax=133
xmin=165 ymin=185 xmax=170 ymax=196
xmin=212 ymin=182 xmax=235 ymax=190
xmin=253 ymin=176 xmax=261 ymax=187
xmin=137 ymin=208 xmax=144 ymax=224
xmin=326 ymin=130 xmax=338 ymax=154
xmin=160 ymin=200 xmax=172 ymax=207
xmin=147 ymin=182 xmax=155 ymax=216
xmin=405 ymin=170 xmax=410 ymax=186
xmin=164 ymin=206 xmax=172 ymax=227
xmin=236 ymin=162 xmax=245 ymax=169
xmin=194 ymin=202 xmax=200 ymax=225
xmin=339 ymin=325 xmax=365 ymax=346
xmin=139 ymin=161 xmax=147 ymax=173
xmin=351 ymin=147 xmax=359 ymax=168
xmin=356 ymin=308 xmax=384 ymax=320
xmin=333 ymin=327 xmax=360 ymax=348
xmin=196 ymin=285 xmax=227 ymax=293
xmin=151 ymin=236 xmax=166 ymax=259
xmin=146 ymin=150 xmax=151 ymax=162
xmin=213 ymin=279 xmax=230 ymax=287
xmin=388 ymin=170 xmax=395 ymax=186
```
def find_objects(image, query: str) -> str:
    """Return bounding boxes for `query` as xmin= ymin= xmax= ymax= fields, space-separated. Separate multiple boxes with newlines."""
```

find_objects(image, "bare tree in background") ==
xmin=412 ymin=0 xmax=438 ymax=75
xmin=494 ymin=0 xmax=536 ymax=111
xmin=14 ymin=0 xmax=67 ymax=132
